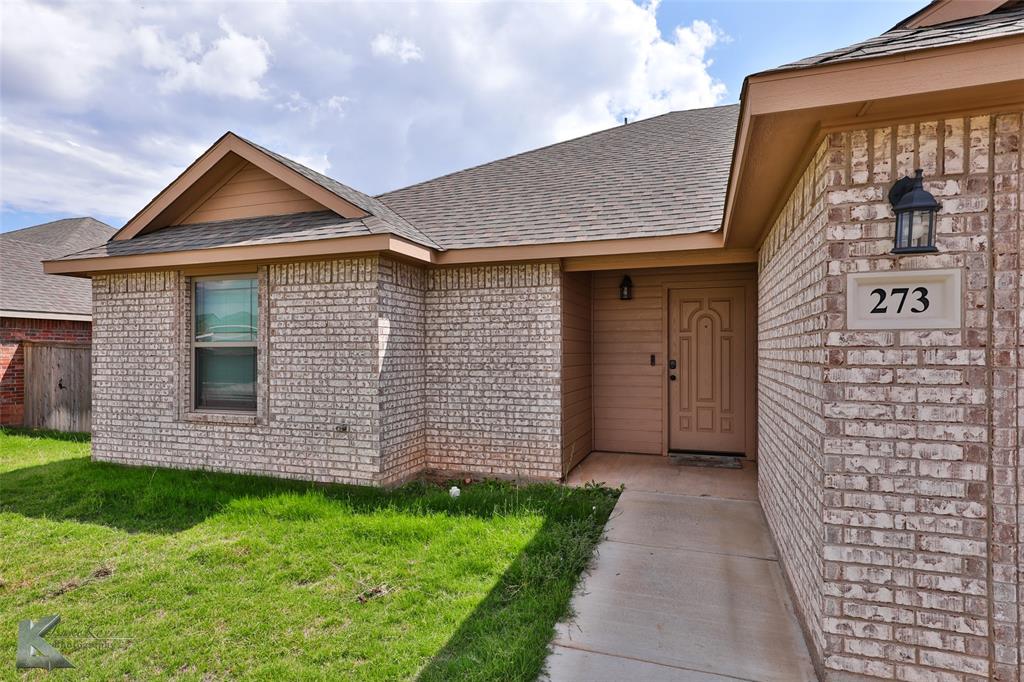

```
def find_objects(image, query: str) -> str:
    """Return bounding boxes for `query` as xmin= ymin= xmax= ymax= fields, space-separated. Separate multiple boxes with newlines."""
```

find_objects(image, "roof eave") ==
xmin=42 ymin=230 xmax=728 ymax=276
xmin=721 ymin=33 xmax=1024 ymax=249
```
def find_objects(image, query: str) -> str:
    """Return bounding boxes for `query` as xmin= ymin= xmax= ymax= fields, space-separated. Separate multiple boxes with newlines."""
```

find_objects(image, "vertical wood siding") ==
xmin=178 ymin=162 xmax=326 ymax=225
xmin=561 ymin=271 xmax=592 ymax=474
xmin=592 ymin=265 xmax=756 ymax=456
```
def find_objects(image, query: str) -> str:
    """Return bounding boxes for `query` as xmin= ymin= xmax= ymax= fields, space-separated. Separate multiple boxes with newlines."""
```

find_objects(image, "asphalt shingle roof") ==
xmin=1 ymin=218 xmax=114 ymax=316
xmin=774 ymin=4 xmax=1024 ymax=71
xmin=56 ymin=211 xmax=376 ymax=260
xmin=378 ymin=104 xmax=740 ymax=249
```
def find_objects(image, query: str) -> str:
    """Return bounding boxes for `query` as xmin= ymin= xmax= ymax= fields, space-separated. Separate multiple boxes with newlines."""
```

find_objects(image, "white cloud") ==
xmin=371 ymin=33 xmax=424 ymax=63
xmin=0 ymin=0 xmax=124 ymax=103
xmin=0 ymin=119 xmax=187 ymax=219
xmin=0 ymin=0 xmax=729 ymax=227
xmin=135 ymin=18 xmax=271 ymax=99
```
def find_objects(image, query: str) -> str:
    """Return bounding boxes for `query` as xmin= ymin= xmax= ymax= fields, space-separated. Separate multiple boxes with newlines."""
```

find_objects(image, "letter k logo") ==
xmin=16 ymin=615 xmax=73 ymax=669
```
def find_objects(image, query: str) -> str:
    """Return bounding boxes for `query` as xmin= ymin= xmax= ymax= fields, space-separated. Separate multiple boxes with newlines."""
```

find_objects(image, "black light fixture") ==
xmin=619 ymin=275 xmax=633 ymax=301
xmin=889 ymin=168 xmax=939 ymax=254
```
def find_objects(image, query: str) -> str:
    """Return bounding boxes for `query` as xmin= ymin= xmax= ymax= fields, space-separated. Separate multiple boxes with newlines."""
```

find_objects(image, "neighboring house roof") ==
xmin=56 ymin=211 xmax=375 ymax=260
xmin=773 ymin=3 xmax=1024 ymax=71
xmin=1 ymin=218 xmax=114 ymax=318
xmin=379 ymin=105 xmax=740 ymax=249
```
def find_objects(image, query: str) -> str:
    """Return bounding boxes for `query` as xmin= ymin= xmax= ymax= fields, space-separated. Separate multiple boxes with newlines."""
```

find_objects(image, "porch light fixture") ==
xmin=889 ymin=169 xmax=939 ymax=254
xmin=619 ymin=275 xmax=633 ymax=301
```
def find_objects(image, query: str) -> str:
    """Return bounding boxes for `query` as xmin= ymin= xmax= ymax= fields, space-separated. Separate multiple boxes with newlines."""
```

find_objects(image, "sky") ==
xmin=0 ymin=0 xmax=922 ymax=233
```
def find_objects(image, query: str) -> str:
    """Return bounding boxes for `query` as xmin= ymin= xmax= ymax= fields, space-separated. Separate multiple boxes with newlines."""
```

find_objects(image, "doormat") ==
xmin=669 ymin=452 xmax=743 ymax=469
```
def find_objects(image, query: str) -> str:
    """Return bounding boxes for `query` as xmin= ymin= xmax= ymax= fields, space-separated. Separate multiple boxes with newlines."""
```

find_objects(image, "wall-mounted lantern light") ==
xmin=619 ymin=275 xmax=633 ymax=301
xmin=889 ymin=168 xmax=939 ymax=254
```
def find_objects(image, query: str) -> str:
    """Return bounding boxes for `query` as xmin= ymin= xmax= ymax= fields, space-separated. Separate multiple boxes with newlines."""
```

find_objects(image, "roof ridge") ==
xmin=376 ymin=103 xmax=740 ymax=201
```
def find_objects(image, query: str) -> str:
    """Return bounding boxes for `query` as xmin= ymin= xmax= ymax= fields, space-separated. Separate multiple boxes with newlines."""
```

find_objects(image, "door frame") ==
xmin=658 ymin=269 xmax=757 ymax=459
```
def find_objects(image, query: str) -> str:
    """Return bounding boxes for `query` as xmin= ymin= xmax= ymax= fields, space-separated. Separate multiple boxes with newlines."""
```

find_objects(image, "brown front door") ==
xmin=668 ymin=287 xmax=746 ymax=453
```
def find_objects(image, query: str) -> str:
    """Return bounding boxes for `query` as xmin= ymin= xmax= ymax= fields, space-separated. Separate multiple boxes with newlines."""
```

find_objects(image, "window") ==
xmin=193 ymin=276 xmax=258 ymax=411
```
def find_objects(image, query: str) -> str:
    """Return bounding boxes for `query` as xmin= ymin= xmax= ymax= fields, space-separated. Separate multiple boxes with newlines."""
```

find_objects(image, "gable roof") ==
xmin=379 ymin=105 xmax=740 ymax=249
xmin=773 ymin=2 xmax=1024 ymax=72
xmin=112 ymin=132 xmax=441 ymax=250
xmin=1 ymin=218 xmax=114 ymax=318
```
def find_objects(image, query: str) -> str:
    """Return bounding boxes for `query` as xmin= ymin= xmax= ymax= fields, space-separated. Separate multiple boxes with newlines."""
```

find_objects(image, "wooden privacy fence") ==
xmin=24 ymin=342 xmax=91 ymax=433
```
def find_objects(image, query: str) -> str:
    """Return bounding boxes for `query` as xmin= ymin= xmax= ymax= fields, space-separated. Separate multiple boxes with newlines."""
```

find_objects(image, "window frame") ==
xmin=190 ymin=273 xmax=260 ymax=415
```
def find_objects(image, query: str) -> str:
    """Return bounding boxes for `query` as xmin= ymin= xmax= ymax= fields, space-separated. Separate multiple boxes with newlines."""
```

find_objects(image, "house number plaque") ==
xmin=846 ymin=268 xmax=961 ymax=330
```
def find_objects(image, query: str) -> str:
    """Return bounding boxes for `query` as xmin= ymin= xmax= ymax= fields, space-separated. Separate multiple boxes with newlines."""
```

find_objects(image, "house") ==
xmin=1 ymin=218 xmax=114 ymax=429
xmin=42 ymin=1 xmax=1023 ymax=680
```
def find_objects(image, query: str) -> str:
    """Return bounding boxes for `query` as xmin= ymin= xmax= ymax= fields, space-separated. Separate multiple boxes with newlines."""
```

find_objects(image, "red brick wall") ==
xmin=0 ymin=317 xmax=91 ymax=426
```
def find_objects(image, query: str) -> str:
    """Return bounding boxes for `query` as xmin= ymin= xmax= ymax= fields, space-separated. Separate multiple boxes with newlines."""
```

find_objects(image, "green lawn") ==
xmin=0 ymin=429 xmax=618 ymax=681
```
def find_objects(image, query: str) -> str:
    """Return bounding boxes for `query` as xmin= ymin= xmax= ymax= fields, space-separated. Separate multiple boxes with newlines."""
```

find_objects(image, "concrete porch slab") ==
xmin=567 ymin=451 xmax=758 ymax=501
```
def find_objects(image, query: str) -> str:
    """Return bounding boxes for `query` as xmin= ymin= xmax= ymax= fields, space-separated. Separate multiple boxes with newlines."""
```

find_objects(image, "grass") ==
xmin=0 ymin=428 xmax=618 ymax=681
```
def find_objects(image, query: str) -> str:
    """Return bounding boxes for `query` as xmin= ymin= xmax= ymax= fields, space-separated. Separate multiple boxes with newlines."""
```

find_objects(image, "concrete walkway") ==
xmin=544 ymin=452 xmax=817 ymax=682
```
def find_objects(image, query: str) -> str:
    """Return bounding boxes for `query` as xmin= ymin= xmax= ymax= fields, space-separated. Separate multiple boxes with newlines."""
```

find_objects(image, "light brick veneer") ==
xmin=91 ymin=257 xmax=562 ymax=486
xmin=424 ymin=263 xmax=562 ymax=480
xmin=761 ymin=111 xmax=1022 ymax=681
xmin=378 ymin=258 xmax=427 ymax=485
xmin=758 ymin=137 xmax=830 ymax=662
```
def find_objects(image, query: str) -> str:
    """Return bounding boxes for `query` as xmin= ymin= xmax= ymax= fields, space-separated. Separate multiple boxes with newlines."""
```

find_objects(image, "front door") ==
xmin=668 ymin=286 xmax=746 ymax=453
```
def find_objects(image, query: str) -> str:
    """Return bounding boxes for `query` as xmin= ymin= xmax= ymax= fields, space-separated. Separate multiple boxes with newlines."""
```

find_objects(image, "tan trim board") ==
xmin=899 ymin=0 xmax=1009 ymax=29
xmin=745 ymin=37 xmax=1024 ymax=115
xmin=820 ymin=98 xmax=1024 ymax=135
xmin=46 ymin=230 xmax=732 ymax=277
xmin=0 ymin=310 xmax=92 ymax=322
xmin=563 ymin=248 xmax=755 ymax=272
xmin=44 ymin=235 xmax=405 ymax=275
xmin=384 ymin=237 xmax=436 ymax=263
xmin=434 ymin=231 xmax=725 ymax=265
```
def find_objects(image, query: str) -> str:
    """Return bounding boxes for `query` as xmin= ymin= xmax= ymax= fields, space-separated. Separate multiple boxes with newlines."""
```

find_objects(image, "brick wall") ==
xmin=0 ymin=316 xmax=91 ymax=426
xmin=424 ymin=263 xmax=562 ymax=480
xmin=92 ymin=260 xmax=382 ymax=485
xmin=762 ymin=110 xmax=1022 ymax=681
xmin=378 ymin=258 xmax=427 ymax=485
xmin=90 ymin=258 xmax=565 ymax=485
xmin=758 ymin=138 xmax=830 ymax=662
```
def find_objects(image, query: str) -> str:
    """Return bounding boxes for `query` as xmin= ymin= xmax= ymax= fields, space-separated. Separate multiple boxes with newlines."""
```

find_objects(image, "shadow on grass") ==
xmin=1 ymin=437 xmax=618 ymax=681
xmin=0 ymin=456 xmax=614 ymax=536
xmin=416 ymin=510 xmax=606 ymax=682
